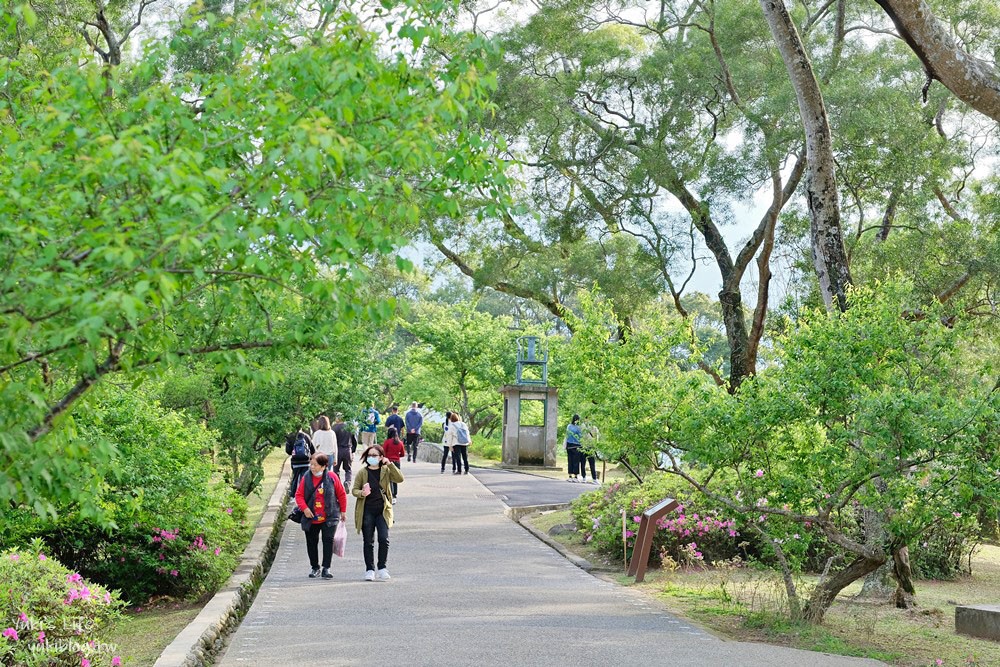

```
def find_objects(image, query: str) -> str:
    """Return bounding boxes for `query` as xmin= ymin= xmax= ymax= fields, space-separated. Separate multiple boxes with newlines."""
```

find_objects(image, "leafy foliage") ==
xmin=0 ymin=0 xmax=508 ymax=515
xmin=1 ymin=387 xmax=248 ymax=603
xmin=0 ymin=540 xmax=124 ymax=666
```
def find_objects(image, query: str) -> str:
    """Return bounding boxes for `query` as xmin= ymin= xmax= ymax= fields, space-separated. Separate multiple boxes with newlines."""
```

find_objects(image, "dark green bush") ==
xmin=1 ymin=388 xmax=248 ymax=603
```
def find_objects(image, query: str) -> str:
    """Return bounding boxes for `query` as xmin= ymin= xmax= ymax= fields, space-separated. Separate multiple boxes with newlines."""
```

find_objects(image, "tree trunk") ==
xmin=760 ymin=0 xmax=852 ymax=311
xmin=892 ymin=545 xmax=916 ymax=609
xmin=803 ymin=554 xmax=886 ymax=623
xmin=873 ymin=0 xmax=1000 ymax=122
xmin=859 ymin=505 xmax=894 ymax=597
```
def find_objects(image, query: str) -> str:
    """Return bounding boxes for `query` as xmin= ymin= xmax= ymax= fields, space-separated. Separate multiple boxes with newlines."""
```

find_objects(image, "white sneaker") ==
xmin=376 ymin=568 xmax=391 ymax=581
xmin=364 ymin=570 xmax=375 ymax=582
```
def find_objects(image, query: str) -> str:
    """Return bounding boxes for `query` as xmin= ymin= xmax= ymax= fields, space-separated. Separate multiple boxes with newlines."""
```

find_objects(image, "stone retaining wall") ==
xmin=153 ymin=459 xmax=292 ymax=667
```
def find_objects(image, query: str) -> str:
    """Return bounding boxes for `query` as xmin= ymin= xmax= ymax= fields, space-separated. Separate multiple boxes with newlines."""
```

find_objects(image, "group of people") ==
xmin=564 ymin=414 xmax=600 ymax=484
xmin=285 ymin=403 xmax=599 ymax=580
xmin=286 ymin=408 xmax=410 ymax=583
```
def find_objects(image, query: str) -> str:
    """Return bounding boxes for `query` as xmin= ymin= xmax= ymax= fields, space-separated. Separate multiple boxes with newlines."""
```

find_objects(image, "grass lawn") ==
xmin=102 ymin=447 xmax=288 ymax=666
xmin=524 ymin=508 xmax=1000 ymax=666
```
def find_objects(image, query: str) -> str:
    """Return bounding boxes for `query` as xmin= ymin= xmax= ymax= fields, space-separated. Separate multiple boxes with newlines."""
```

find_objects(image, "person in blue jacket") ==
xmin=565 ymin=414 xmax=583 ymax=482
xmin=360 ymin=403 xmax=380 ymax=449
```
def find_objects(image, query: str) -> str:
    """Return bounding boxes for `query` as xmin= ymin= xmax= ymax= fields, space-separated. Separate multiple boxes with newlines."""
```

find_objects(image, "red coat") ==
xmin=382 ymin=438 xmax=406 ymax=464
xmin=295 ymin=471 xmax=347 ymax=524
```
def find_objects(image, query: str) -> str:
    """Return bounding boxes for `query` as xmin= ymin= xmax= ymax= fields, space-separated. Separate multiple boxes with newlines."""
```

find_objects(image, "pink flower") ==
xmin=112 ymin=658 xmax=122 ymax=667
xmin=953 ymin=512 xmax=962 ymax=518
xmin=37 ymin=631 xmax=45 ymax=643
xmin=170 ymin=570 xmax=179 ymax=577
xmin=104 ymin=592 xmax=112 ymax=604
xmin=935 ymin=661 xmax=943 ymax=666
xmin=9 ymin=554 xmax=19 ymax=562
xmin=755 ymin=469 xmax=764 ymax=478
xmin=632 ymin=515 xmax=642 ymax=523
xmin=67 ymin=573 xmax=83 ymax=584
xmin=158 ymin=553 xmax=165 ymax=560
xmin=18 ymin=613 xmax=28 ymax=623
xmin=38 ymin=553 xmax=46 ymax=561
xmin=625 ymin=530 xmax=635 ymax=538
xmin=82 ymin=659 xmax=91 ymax=667
xmin=214 ymin=547 xmax=221 ymax=556
xmin=225 ymin=507 xmax=233 ymax=514
xmin=3 ymin=628 xmax=18 ymax=640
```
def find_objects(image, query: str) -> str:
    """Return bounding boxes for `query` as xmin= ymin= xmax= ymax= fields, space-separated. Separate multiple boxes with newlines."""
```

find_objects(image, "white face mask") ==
xmin=366 ymin=456 xmax=380 ymax=466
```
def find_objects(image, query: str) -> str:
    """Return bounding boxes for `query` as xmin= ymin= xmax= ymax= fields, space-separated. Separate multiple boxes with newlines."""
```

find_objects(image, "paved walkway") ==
xmin=217 ymin=461 xmax=884 ymax=667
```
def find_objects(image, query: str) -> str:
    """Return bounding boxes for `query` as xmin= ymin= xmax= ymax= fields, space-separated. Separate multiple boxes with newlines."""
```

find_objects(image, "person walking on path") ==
xmin=444 ymin=412 xmax=470 ymax=475
xmin=294 ymin=453 xmax=347 ymax=579
xmin=565 ymin=415 xmax=583 ymax=482
xmin=384 ymin=407 xmax=404 ymax=449
xmin=286 ymin=426 xmax=315 ymax=496
xmin=332 ymin=413 xmax=357 ymax=487
xmin=403 ymin=402 xmax=423 ymax=462
xmin=579 ymin=420 xmax=600 ymax=484
xmin=382 ymin=427 xmax=406 ymax=502
xmin=311 ymin=415 xmax=337 ymax=470
xmin=440 ymin=411 xmax=456 ymax=474
xmin=360 ymin=403 xmax=380 ymax=449
xmin=352 ymin=444 xmax=404 ymax=581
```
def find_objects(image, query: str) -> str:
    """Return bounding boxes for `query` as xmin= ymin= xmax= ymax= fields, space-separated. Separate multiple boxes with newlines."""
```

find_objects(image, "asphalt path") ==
xmin=468 ymin=466 xmax=597 ymax=507
xmin=217 ymin=460 xmax=884 ymax=667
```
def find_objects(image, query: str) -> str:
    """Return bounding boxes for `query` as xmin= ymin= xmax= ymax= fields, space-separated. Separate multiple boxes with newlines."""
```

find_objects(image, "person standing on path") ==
xmin=444 ymin=412 xmax=470 ymax=475
xmin=382 ymin=427 xmax=406 ymax=502
xmin=579 ymin=420 xmax=600 ymax=484
xmin=360 ymin=403 xmax=380 ymax=449
xmin=352 ymin=444 xmax=403 ymax=581
xmin=403 ymin=402 xmax=423 ymax=463
xmin=285 ymin=427 xmax=315 ymax=496
xmin=311 ymin=415 xmax=337 ymax=470
xmin=332 ymin=413 xmax=357 ymax=487
xmin=295 ymin=453 xmax=347 ymax=579
xmin=384 ymin=406 xmax=404 ymax=454
xmin=440 ymin=411 xmax=455 ymax=474
xmin=565 ymin=414 xmax=583 ymax=482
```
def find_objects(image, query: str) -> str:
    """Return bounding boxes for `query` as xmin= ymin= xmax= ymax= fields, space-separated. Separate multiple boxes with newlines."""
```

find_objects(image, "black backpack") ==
xmin=292 ymin=433 xmax=309 ymax=459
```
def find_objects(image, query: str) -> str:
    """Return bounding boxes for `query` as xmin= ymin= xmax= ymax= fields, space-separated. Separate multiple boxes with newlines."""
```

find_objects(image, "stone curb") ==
xmin=513 ymin=508 xmax=594 ymax=572
xmin=153 ymin=458 xmax=292 ymax=667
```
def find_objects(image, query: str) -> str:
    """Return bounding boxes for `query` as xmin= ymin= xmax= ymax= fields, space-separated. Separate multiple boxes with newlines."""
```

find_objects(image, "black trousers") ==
xmin=333 ymin=449 xmax=352 ymax=485
xmin=390 ymin=460 xmax=400 ymax=497
xmin=405 ymin=432 xmax=420 ymax=461
xmin=441 ymin=447 xmax=459 ymax=472
xmin=290 ymin=464 xmax=310 ymax=497
xmin=566 ymin=447 xmax=581 ymax=476
xmin=361 ymin=508 xmax=390 ymax=571
xmin=452 ymin=445 xmax=469 ymax=472
xmin=581 ymin=452 xmax=597 ymax=479
xmin=305 ymin=522 xmax=336 ymax=569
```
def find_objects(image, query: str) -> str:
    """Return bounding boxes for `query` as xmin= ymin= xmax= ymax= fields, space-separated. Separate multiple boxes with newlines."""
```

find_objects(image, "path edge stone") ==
xmin=153 ymin=458 xmax=292 ymax=667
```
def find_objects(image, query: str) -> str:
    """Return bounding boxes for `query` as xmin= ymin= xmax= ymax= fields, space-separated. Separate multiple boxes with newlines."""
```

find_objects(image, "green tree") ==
xmin=399 ymin=301 xmax=524 ymax=434
xmin=0 ymin=0 xmax=507 ymax=515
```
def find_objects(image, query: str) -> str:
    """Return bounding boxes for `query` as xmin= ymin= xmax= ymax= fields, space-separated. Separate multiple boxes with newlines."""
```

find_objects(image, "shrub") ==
xmin=1 ymin=387 xmax=249 ymax=603
xmin=0 ymin=540 xmax=124 ymax=667
xmin=909 ymin=514 xmax=979 ymax=580
xmin=469 ymin=434 xmax=501 ymax=461
xmin=571 ymin=473 xmax=753 ymax=567
xmin=421 ymin=423 xmax=443 ymax=444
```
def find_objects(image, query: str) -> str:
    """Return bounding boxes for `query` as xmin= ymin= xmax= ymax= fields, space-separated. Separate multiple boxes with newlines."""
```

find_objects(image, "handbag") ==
xmin=333 ymin=521 xmax=347 ymax=558
xmin=287 ymin=474 xmax=324 ymax=524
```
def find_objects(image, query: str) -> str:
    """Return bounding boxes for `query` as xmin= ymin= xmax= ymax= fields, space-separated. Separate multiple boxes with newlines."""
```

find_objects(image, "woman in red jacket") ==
xmin=382 ymin=427 xmax=406 ymax=504
xmin=295 ymin=453 xmax=348 ymax=579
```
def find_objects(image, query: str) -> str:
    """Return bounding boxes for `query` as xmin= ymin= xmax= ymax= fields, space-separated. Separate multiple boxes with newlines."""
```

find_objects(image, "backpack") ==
xmin=455 ymin=423 xmax=470 ymax=445
xmin=292 ymin=434 xmax=309 ymax=459
xmin=366 ymin=410 xmax=376 ymax=425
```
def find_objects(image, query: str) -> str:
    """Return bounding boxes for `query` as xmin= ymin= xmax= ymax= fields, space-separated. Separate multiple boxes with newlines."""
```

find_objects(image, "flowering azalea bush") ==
xmin=570 ymin=474 xmax=754 ymax=567
xmin=0 ymin=540 xmax=124 ymax=666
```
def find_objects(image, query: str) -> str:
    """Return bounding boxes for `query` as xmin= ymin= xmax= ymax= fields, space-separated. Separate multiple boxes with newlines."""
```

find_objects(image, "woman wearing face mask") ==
xmin=352 ymin=444 xmax=404 ymax=581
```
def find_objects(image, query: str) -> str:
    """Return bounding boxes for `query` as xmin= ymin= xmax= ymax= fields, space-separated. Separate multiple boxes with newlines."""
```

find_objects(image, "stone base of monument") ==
xmin=500 ymin=464 xmax=563 ymax=473
xmin=956 ymin=604 xmax=1000 ymax=641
